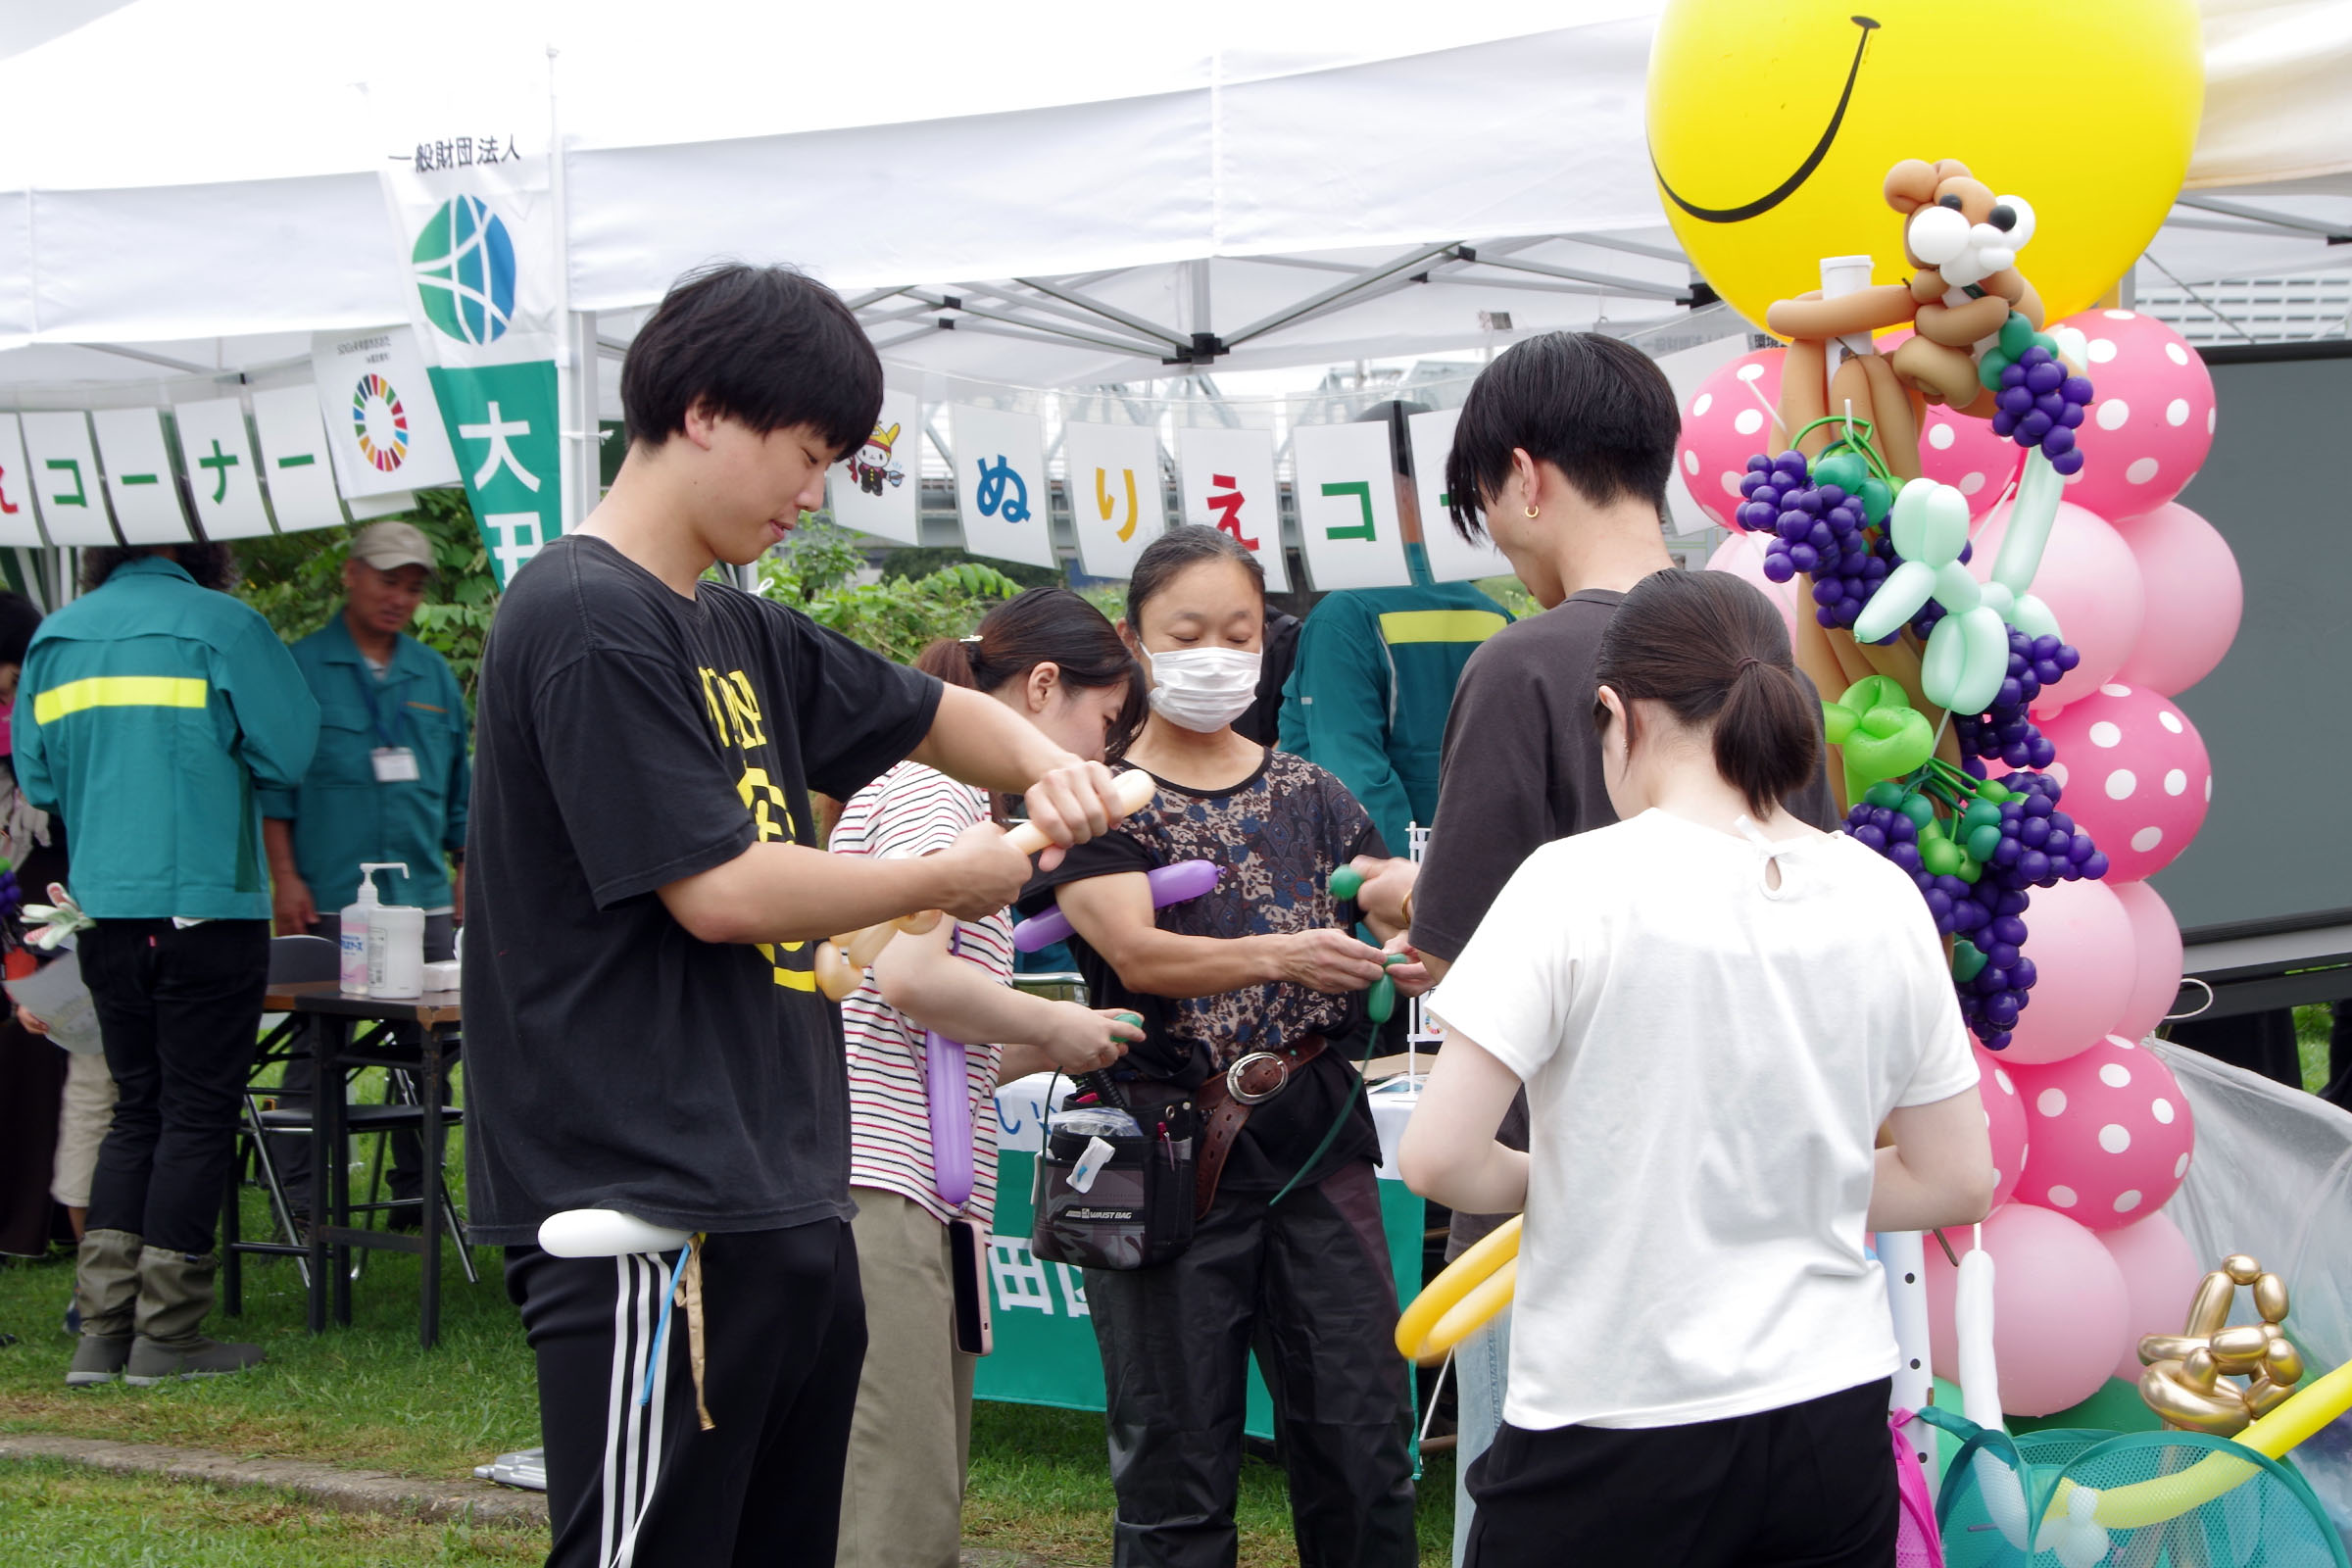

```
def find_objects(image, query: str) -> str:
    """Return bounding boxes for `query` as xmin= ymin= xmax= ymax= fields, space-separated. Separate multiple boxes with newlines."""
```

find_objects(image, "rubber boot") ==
xmin=65 ymin=1228 xmax=141 ymax=1387
xmin=122 ymin=1248 xmax=266 ymax=1385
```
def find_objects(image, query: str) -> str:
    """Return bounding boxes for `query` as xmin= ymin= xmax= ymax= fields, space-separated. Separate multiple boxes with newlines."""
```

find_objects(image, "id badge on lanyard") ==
xmin=355 ymin=664 xmax=418 ymax=784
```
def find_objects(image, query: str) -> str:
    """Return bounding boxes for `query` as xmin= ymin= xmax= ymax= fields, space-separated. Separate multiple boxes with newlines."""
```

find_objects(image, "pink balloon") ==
xmin=1976 ymin=1047 xmax=2030 ymax=1210
xmin=1881 ymin=327 xmax=2022 ymax=515
xmin=2050 ymin=309 xmax=2217 ymax=519
xmin=2038 ymin=684 xmax=2212 ymax=882
xmin=2009 ymin=1035 xmax=2196 ymax=1231
xmin=1922 ymin=1202 xmax=2132 ymax=1416
xmin=2098 ymin=1210 xmax=2204 ymax=1383
xmin=2110 ymin=502 xmax=2243 ymax=697
xmin=1968 ymin=501 xmax=2145 ymax=710
xmin=2001 ymin=877 xmax=2136 ymax=1065
xmin=2112 ymin=880 xmax=2184 ymax=1044
xmin=1705 ymin=530 xmax=1801 ymax=644
xmin=1677 ymin=348 xmax=1786 ymax=529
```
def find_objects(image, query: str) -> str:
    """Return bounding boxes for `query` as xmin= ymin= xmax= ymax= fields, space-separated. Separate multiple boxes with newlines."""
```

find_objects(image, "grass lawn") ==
xmin=2295 ymin=1003 xmax=2335 ymax=1095
xmin=2 ymin=1158 xmax=1456 ymax=1565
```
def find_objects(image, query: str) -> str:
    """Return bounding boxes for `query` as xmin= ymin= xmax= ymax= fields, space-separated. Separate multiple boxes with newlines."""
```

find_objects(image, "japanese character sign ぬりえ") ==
xmin=1176 ymin=425 xmax=1287 ymax=590
xmin=1060 ymin=418 xmax=1163 ymax=579
xmin=949 ymin=404 xmax=1055 ymax=570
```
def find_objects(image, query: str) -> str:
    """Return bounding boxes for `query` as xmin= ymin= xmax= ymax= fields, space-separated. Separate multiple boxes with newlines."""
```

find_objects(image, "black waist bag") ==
xmin=1031 ymin=1091 xmax=1198 ymax=1271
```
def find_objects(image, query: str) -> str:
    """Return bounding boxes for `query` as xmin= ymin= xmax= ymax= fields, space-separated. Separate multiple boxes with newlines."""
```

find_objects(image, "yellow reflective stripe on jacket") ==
xmin=1376 ymin=610 xmax=1509 ymax=646
xmin=31 ymin=675 xmax=210 ymax=723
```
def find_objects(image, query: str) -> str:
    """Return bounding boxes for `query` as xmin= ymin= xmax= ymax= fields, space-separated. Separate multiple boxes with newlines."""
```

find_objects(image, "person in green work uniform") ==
xmin=16 ymin=542 xmax=318 ymax=1389
xmin=262 ymin=520 xmax=469 ymax=1226
xmin=1278 ymin=406 xmax=1510 ymax=853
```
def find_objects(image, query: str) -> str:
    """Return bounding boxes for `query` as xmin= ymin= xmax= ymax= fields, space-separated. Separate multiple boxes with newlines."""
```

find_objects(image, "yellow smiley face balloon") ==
xmin=1647 ymin=2 xmax=2203 ymax=333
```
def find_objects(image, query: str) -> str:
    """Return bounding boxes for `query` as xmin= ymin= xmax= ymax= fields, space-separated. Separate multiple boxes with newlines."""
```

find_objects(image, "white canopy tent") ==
xmin=0 ymin=0 xmax=2345 ymax=549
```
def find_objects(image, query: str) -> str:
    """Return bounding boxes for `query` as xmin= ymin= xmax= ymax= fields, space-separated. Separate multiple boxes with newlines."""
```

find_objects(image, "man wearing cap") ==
xmin=262 ymin=521 xmax=471 ymax=1225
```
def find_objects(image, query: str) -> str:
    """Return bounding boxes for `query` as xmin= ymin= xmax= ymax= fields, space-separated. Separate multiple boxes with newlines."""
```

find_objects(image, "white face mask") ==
xmin=1145 ymin=647 xmax=1262 ymax=733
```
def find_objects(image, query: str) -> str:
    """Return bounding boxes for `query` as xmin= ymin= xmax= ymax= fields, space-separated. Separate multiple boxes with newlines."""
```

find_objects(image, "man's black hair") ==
xmin=620 ymin=263 xmax=882 ymax=458
xmin=0 ymin=591 xmax=39 ymax=667
xmin=1443 ymin=331 xmax=1680 ymax=543
xmin=81 ymin=543 xmax=235 ymax=594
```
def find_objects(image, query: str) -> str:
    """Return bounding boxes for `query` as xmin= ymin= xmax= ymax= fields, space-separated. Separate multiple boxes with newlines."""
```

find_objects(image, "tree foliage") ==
xmin=754 ymin=514 xmax=1029 ymax=662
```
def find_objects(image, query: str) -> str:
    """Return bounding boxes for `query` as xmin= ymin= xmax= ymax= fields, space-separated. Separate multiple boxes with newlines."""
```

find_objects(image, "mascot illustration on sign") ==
xmin=850 ymin=421 xmax=906 ymax=498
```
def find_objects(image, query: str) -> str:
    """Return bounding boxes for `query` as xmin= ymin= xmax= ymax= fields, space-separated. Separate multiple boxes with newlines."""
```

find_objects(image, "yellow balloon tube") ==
xmin=1396 ymin=1214 xmax=1521 ymax=1365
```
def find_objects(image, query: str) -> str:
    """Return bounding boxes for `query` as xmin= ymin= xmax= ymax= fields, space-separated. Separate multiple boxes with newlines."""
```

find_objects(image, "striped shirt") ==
xmin=831 ymin=761 xmax=1012 ymax=1226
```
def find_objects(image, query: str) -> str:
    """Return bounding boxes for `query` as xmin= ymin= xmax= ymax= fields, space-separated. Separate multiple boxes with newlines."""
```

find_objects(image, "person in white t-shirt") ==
xmin=1399 ymin=567 xmax=1994 ymax=1568
xmin=832 ymin=588 xmax=1149 ymax=1568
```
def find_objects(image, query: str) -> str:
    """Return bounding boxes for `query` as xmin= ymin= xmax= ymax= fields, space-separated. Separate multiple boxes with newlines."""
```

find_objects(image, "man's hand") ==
xmin=1019 ymin=759 xmax=1123 ymax=870
xmin=1343 ymin=853 xmax=1419 ymax=935
xmin=1040 ymin=1004 xmax=1145 ymax=1076
xmin=923 ymin=822 xmax=1044 ymax=920
xmin=1380 ymin=932 xmax=1432 ymax=1000
xmin=15 ymin=1004 xmax=48 ymax=1036
xmin=1277 ymin=928 xmax=1391 ymax=994
xmin=272 ymin=871 xmax=317 ymax=937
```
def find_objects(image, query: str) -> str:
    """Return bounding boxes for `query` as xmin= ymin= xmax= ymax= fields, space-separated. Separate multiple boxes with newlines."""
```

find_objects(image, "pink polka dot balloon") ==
xmin=1922 ymin=1202 xmax=2131 ymax=1415
xmin=2111 ymin=502 xmax=2242 ymax=697
xmin=2008 ymin=1035 xmax=2195 ymax=1231
xmin=1881 ymin=328 xmax=2020 ymax=514
xmin=1968 ymin=500 xmax=2146 ymax=713
xmin=2050 ymin=308 xmax=2216 ymax=519
xmin=2039 ymin=684 xmax=2212 ymax=882
xmin=1705 ymin=530 xmax=1801 ymax=645
xmin=2111 ymin=880 xmax=2185 ymax=1043
xmin=1678 ymin=348 xmax=1785 ymax=529
xmin=2000 ymin=876 xmax=2136 ymax=1066
xmin=1976 ymin=1047 xmax=2030 ymax=1209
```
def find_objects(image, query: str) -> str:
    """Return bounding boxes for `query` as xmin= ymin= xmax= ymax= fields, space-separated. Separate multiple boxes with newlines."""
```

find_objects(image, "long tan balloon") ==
xmin=1003 ymin=769 xmax=1155 ymax=857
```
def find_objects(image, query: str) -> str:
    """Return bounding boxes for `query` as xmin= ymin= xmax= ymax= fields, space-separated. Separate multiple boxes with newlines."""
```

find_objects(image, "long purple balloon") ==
xmin=924 ymin=1029 xmax=975 ymax=1207
xmin=1011 ymin=858 xmax=1221 ymax=953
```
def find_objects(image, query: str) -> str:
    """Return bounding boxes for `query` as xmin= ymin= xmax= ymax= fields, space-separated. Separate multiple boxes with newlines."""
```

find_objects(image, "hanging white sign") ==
xmin=1407 ymin=408 xmax=1513 ymax=583
xmin=90 ymin=408 xmax=192 ymax=544
xmin=170 ymin=398 xmax=274 ymax=540
xmin=1174 ymin=426 xmax=1287 ymax=592
xmin=250 ymin=385 xmax=349 ymax=533
xmin=1291 ymin=422 xmax=1411 ymax=591
xmin=949 ymin=404 xmax=1054 ymax=571
xmin=18 ymin=412 xmax=117 ymax=546
xmin=828 ymin=390 xmax=922 ymax=546
xmin=311 ymin=327 xmax=461 ymax=499
xmin=1061 ymin=421 xmax=1163 ymax=580
xmin=0 ymin=416 xmax=44 ymax=547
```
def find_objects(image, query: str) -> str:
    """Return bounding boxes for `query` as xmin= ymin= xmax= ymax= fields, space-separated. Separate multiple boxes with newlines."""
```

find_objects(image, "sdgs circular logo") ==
xmin=412 ymin=194 xmax=516 ymax=346
xmin=351 ymin=374 xmax=411 ymax=472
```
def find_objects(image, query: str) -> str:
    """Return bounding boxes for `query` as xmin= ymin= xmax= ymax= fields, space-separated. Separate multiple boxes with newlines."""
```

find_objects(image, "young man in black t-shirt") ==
xmin=465 ymin=265 xmax=1125 ymax=1568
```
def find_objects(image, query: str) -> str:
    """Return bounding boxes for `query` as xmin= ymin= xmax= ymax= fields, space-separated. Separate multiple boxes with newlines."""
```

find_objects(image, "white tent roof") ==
xmin=0 ymin=0 xmax=2346 ymax=390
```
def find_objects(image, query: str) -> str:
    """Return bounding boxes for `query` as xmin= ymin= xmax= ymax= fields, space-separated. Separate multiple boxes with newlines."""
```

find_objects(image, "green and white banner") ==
xmin=383 ymin=154 xmax=564 ymax=585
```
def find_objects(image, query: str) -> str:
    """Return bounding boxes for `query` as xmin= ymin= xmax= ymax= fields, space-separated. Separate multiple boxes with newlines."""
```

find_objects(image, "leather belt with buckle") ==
xmin=1224 ymin=1051 xmax=1292 ymax=1105
xmin=1193 ymin=1034 xmax=1328 ymax=1218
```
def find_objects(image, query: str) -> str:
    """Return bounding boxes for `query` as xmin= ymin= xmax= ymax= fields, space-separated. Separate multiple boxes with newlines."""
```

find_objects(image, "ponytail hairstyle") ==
xmin=915 ymin=586 xmax=1148 ymax=761
xmin=1592 ymin=569 xmax=1822 ymax=818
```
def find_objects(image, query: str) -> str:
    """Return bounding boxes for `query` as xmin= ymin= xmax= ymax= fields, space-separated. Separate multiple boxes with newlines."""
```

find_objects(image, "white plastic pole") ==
xmin=1880 ymin=1230 xmax=1934 ymax=1469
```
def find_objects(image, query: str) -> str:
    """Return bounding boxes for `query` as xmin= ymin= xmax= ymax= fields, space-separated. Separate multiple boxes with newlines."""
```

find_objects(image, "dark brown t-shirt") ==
xmin=1410 ymin=583 xmax=1840 ymax=1253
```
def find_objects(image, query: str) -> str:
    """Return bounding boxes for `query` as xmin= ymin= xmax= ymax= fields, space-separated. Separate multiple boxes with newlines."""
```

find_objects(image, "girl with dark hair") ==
xmin=831 ymin=587 xmax=1148 ymax=1568
xmin=1022 ymin=524 xmax=1424 ymax=1568
xmin=1400 ymin=569 xmax=1995 ymax=1568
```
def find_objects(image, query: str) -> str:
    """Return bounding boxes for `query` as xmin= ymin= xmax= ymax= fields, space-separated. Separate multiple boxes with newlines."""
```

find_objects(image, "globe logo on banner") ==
xmin=351 ymin=374 xmax=411 ymax=472
xmin=412 ymin=195 xmax=517 ymax=346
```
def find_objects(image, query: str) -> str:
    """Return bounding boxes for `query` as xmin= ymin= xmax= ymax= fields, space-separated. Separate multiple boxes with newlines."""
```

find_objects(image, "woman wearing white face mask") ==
xmin=1019 ymin=525 xmax=1427 ymax=1568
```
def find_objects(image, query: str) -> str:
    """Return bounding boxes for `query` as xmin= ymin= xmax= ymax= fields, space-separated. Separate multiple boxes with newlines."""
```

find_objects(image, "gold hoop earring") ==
xmin=1524 ymin=504 xmax=1540 ymax=519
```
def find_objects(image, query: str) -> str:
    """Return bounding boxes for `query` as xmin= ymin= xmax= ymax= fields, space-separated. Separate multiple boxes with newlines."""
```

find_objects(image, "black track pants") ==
xmin=1084 ymin=1158 xmax=1417 ymax=1568
xmin=506 ymin=1218 xmax=867 ymax=1568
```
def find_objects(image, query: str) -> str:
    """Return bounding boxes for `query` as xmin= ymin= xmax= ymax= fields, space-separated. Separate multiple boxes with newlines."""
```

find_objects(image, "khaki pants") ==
xmin=50 ymin=1048 xmax=118 ymax=1209
xmin=836 ymin=1186 xmax=977 ymax=1568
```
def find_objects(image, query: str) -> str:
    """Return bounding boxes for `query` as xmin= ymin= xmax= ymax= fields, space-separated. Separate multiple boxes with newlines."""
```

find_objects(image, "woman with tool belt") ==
xmin=1020 ymin=525 xmax=1427 ymax=1568
xmin=830 ymin=589 xmax=1151 ymax=1568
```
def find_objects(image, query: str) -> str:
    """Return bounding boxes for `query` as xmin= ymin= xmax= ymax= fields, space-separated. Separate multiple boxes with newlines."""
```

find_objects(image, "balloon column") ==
xmin=1686 ymin=203 xmax=2241 ymax=1421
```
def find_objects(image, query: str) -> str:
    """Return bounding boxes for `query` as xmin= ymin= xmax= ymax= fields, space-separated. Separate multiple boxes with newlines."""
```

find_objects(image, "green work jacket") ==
xmin=258 ymin=611 xmax=469 ymax=912
xmin=1278 ymin=548 xmax=1510 ymax=851
xmin=16 ymin=557 xmax=319 ymax=920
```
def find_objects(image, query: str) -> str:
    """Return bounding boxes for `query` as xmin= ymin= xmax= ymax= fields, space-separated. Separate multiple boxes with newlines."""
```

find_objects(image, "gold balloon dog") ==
xmin=2137 ymin=1253 xmax=2305 ymax=1437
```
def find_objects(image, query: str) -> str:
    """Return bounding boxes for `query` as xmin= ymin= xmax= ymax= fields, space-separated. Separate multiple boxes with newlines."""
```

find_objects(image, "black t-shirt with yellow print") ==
xmin=463 ymin=535 xmax=940 ymax=1245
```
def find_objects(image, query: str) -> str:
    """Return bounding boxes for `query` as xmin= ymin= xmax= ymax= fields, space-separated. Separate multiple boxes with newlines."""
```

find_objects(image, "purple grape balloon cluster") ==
xmin=1738 ymin=451 xmax=1894 ymax=633
xmin=1989 ymin=345 xmax=2092 ymax=474
xmin=1951 ymin=629 xmax=2082 ymax=770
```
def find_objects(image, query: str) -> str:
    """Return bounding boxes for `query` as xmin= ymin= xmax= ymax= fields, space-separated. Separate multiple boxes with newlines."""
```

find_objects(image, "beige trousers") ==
xmin=836 ymin=1186 xmax=978 ymax=1568
xmin=50 ymin=1048 xmax=118 ymax=1209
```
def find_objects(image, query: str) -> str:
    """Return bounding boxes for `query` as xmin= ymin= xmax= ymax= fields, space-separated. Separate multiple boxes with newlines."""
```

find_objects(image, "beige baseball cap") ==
xmin=350 ymin=520 xmax=436 ymax=573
